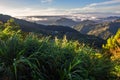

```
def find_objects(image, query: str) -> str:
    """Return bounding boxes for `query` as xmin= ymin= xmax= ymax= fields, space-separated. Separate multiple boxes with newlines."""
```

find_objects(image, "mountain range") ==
xmin=17 ymin=16 xmax=80 ymax=27
xmin=74 ymin=19 xmax=120 ymax=40
xmin=52 ymin=18 xmax=79 ymax=28
xmin=0 ymin=14 xmax=105 ymax=48
xmin=18 ymin=15 xmax=120 ymax=40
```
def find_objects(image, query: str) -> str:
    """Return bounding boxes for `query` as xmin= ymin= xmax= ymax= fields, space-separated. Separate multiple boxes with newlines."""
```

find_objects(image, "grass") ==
xmin=0 ymin=34 xmax=116 ymax=80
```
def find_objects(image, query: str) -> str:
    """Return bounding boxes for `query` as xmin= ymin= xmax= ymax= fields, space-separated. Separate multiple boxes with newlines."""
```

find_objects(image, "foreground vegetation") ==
xmin=0 ymin=19 xmax=119 ymax=80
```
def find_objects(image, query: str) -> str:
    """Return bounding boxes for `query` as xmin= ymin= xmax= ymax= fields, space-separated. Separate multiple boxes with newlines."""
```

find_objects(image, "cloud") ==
xmin=70 ymin=0 xmax=120 ymax=15
xmin=0 ymin=0 xmax=120 ymax=18
xmin=0 ymin=7 xmax=68 ymax=16
xmin=88 ymin=0 xmax=120 ymax=7
xmin=40 ymin=0 xmax=53 ymax=3
xmin=27 ymin=17 xmax=48 ymax=21
xmin=63 ymin=0 xmax=120 ymax=19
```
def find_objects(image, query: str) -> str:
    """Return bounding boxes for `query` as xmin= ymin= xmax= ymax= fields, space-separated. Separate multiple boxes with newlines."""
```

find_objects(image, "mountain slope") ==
xmin=53 ymin=18 xmax=79 ymax=27
xmin=0 ymin=14 xmax=77 ymax=34
xmin=74 ymin=19 xmax=120 ymax=39
xmin=0 ymin=14 xmax=105 ymax=48
xmin=74 ymin=20 xmax=97 ymax=34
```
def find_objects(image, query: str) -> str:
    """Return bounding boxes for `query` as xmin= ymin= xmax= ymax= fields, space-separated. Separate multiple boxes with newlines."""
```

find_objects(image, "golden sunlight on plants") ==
xmin=103 ymin=29 xmax=120 ymax=60
xmin=103 ymin=29 xmax=120 ymax=79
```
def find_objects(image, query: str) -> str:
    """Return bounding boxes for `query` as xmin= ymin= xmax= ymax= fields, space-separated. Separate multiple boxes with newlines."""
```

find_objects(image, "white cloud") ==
xmin=0 ymin=6 xmax=68 ymax=16
xmin=93 ymin=0 xmax=120 ymax=6
xmin=0 ymin=0 xmax=120 ymax=18
xmin=70 ymin=0 xmax=120 ymax=14
xmin=27 ymin=17 xmax=48 ymax=21
xmin=64 ymin=0 xmax=120 ymax=19
xmin=88 ymin=0 xmax=120 ymax=7
xmin=40 ymin=0 xmax=53 ymax=3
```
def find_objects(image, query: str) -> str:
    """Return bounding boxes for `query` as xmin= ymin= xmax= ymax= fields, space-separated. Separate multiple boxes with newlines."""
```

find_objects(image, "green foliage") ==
xmin=0 ymin=18 xmax=21 ymax=40
xmin=0 ymin=35 xmax=40 ymax=80
xmin=103 ymin=29 xmax=120 ymax=79
xmin=102 ymin=29 xmax=120 ymax=59
xmin=103 ymin=29 xmax=120 ymax=50
xmin=0 ymin=33 xmax=113 ymax=80
xmin=0 ymin=19 xmax=117 ymax=80
xmin=103 ymin=29 xmax=120 ymax=49
xmin=0 ymin=21 xmax=4 ymax=30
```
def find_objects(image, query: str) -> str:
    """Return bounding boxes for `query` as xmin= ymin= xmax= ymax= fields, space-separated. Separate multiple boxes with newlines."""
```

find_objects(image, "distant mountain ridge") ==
xmin=17 ymin=15 xmax=120 ymax=26
xmin=10 ymin=14 xmax=120 ymax=40
xmin=52 ymin=18 xmax=79 ymax=27
xmin=0 ymin=14 xmax=105 ymax=48
xmin=18 ymin=16 xmax=80 ymax=27
xmin=73 ymin=19 xmax=120 ymax=39
xmin=0 ymin=14 xmax=77 ymax=33
xmin=95 ymin=16 xmax=120 ymax=23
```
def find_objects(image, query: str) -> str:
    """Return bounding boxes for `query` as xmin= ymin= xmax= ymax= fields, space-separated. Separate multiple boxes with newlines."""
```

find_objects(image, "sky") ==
xmin=0 ymin=0 xmax=120 ymax=17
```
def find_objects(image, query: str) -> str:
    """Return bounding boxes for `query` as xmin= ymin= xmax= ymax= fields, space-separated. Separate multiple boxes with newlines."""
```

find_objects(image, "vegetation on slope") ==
xmin=0 ymin=18 xmax=119 ymax=80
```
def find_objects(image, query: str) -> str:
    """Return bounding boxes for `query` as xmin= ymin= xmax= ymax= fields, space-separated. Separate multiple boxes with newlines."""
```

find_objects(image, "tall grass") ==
xmin=0 ymin=34 xmax=40 ymax=80
xmin=0 ymin=34 xmax=114 ymax=80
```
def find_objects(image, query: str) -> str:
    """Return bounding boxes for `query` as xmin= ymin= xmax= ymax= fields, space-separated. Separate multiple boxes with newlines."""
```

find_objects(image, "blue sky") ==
xmin=0 ymin=0 xmax=120 ymax=17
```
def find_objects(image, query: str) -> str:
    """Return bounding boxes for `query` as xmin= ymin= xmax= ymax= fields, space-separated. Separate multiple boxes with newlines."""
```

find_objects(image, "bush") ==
xmin=103 ymin=29 xmax=120 ymax=59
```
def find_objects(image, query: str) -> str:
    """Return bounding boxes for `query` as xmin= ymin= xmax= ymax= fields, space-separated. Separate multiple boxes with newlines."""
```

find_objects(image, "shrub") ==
xmin=103 ymin=29 xmax=120 ymax=79
xmin=103 ymin=29 xmax=120 ymax=59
